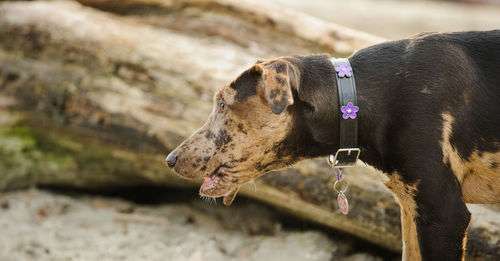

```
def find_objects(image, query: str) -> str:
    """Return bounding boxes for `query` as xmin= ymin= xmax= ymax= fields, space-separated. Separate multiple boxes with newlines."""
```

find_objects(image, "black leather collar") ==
xmin=328 ymin=58 xmax=360 ymax=167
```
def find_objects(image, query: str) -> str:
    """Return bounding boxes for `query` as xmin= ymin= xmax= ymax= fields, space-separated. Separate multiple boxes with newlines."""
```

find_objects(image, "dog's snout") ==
xmin=165 ymin=152 xmax=178 ymax=168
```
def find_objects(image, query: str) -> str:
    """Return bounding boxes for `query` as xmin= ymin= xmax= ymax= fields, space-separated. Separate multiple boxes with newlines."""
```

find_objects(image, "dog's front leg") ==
xmin=385 ymin=170 xmax=471 ymax=261
xmin=413 ymin=168 xmax=471 ymax=261
xmin=385 ymin=172 xmax=422 ymax=260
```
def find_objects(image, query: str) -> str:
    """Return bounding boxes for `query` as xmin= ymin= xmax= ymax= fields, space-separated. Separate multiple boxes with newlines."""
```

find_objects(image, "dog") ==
xmin=166 ymin=30 xmax=500 ymax=260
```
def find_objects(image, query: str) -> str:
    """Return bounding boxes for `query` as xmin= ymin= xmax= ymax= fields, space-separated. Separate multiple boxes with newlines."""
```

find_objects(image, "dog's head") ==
xmin=166 ymin=56 xmax=338 ymax=204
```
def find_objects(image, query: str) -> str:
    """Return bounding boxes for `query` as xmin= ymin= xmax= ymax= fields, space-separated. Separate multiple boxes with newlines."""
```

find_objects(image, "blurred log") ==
xmin=73 ymin=0 xmax=385 ymax=55
xmin=0 ymin=0 xmax=498 ymax=259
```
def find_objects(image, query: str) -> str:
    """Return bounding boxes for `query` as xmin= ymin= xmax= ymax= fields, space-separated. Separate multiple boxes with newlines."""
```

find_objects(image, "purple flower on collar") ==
xmin=335 ymin=64 xmax=352 ymax=78
xmin=341 ymin=102 xmax=359 ymax=119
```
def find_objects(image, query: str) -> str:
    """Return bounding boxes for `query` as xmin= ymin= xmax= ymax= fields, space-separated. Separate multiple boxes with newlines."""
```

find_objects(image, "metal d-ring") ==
xmin=333 ymin=179 xmax=348 ymax=194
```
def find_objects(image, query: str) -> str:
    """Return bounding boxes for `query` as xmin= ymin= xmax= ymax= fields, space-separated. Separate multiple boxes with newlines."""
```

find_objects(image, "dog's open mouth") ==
xmin=200 ymin=173 xmax=224 ymax=192
xmin=199 ymin=170 xmax=240 ymax=206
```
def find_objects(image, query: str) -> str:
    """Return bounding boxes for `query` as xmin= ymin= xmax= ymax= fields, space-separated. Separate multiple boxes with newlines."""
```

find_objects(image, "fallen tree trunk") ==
xmin=0 ymin=0 xmax=498 ymax=259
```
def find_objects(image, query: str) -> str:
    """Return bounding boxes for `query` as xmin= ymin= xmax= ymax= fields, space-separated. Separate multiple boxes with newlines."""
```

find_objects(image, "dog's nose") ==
xmin=165 ymin=152 xmax=178 ymax=168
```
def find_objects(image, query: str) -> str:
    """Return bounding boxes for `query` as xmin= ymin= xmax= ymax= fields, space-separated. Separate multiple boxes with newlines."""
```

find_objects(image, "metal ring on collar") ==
xmin=333 ymin=180 xmax=348 ymax=194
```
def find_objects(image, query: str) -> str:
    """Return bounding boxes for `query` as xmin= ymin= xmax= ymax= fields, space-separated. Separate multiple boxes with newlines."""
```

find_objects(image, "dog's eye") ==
xmin=219 ymin=101 xmax=225 ymax=110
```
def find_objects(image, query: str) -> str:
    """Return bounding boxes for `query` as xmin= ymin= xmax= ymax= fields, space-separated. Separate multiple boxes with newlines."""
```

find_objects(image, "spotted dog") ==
xmin=166 ymin=30 xmax=500 ymax=260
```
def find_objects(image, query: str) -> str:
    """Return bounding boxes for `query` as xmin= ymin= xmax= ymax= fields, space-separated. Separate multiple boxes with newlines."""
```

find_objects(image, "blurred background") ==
xmin=0 ymin=0 xmax=499 ymax=260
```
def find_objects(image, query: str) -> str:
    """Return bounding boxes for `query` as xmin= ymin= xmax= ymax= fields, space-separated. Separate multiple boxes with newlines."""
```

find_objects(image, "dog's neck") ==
xmin=350 ymin=53 xmax=394 ymax=172
xmin=288 ymin=53 xmax=397 ymax=173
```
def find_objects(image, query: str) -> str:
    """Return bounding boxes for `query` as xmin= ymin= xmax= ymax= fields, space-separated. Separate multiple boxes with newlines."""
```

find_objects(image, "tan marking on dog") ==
xmin=441 ymin=113 xmax=466 ymax=180
xmin=461 ymin=221 xmax=470 ymax=261
xmin=441 ymin=113 xmax=500 ymax=204
xmin=384 ymin=173 xmax=421 ymax=261
xmin=461 ymin=150 xmax=500 ymax=203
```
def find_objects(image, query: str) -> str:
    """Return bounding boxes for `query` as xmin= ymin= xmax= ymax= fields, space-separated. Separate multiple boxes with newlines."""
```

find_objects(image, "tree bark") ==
xmin=0 ymin=1 xmax=498 ymax=259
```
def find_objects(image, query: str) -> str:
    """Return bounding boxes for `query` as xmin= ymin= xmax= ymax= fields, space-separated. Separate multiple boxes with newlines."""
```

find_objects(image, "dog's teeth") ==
xmin=223 ymin=186 xmax=240 ymax=206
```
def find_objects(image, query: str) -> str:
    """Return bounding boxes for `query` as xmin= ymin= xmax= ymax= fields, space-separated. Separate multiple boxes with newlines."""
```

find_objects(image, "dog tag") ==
xmin=333 ymin=174 xmax=349 ymax=215
xmin=337 ymin=192 xmax=349 ymax=215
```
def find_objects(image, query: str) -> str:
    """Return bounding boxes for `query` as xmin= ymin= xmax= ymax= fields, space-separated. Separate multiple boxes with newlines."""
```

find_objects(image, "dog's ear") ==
xmin=255 ymin=60 xmax=299 ymax=115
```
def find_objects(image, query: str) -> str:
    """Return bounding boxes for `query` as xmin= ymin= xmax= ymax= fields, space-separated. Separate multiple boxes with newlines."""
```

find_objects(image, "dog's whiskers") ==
xmin=249 ymin=181 xmax=257 ymax=192
xmin=199 ymin=193 xmax=218 ymax=205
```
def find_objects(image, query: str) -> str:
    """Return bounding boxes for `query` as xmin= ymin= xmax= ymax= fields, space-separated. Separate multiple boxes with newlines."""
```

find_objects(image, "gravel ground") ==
xmin=0 ymin=188 xmax=394 ymax=261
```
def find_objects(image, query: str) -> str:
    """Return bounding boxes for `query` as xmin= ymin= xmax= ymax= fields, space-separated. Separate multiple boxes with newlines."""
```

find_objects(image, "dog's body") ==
xmin=167 ymin=30 xmax=500 ymax=260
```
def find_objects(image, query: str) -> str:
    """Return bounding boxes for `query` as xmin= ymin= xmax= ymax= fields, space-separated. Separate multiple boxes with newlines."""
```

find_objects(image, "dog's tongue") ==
xmin=203 ymin=176 xmax=212 ymax=186
xmin=201 ymin=176 xmax=239 ymax=205
xmin=223 ymin=186 xmax=240 ymax=206
xmin=201 ymin=175 xmax=218 ymax=191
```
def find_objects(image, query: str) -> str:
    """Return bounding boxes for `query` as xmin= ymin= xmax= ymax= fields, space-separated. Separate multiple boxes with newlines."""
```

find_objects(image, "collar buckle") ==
xmin=328 ymin=148 xmax=361 ymax=168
